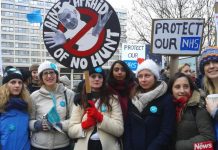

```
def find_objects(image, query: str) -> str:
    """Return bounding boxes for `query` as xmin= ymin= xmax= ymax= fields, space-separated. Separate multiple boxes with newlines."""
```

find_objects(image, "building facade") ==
xmin=0 ymin=0 xmax=127 ymax=88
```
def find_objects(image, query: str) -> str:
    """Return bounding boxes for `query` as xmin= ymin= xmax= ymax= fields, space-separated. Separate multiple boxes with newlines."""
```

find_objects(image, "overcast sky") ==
xmin=107 ymin=0 xmax=133 ymax=10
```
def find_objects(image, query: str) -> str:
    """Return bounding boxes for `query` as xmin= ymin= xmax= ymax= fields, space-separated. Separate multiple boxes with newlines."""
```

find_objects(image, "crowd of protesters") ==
xmin=0 ymin=46 xmax=218 ymax=150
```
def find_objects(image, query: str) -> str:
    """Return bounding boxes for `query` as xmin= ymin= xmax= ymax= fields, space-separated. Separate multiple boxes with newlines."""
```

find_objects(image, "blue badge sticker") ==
xmin=101 ymin=104 xmax=107 ymax=112
xmin=150 ymin=106 xmax=158 ymax=113
xmin=60 ymin=101 xmax=66 ymax=107
xmin=50 ymin=63 xmax=57 ymax=70
xmin=8 ymin=124 xmax=15 ymax=131
xmin=95 ymin=67 xmax=102 ymax=73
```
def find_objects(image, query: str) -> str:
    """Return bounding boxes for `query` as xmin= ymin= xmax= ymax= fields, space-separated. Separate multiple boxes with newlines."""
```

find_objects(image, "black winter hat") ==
xmin=88 ymin=67 xmax=105 ymax=78
xmin=3 ymin=67 xmax=23 ymax=84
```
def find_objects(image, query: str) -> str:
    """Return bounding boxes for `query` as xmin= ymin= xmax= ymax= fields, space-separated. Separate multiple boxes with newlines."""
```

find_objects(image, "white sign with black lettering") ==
xmin=151 ymin=19 xmax=204 ymax=55
xmin=121 ymin=43 xmax=145 ymax=71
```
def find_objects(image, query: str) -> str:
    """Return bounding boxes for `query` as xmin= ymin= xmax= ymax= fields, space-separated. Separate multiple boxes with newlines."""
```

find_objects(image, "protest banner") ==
xmin=43 ymin=0 xmax=121 ymax=70
xmin=151 ymin=18 xmax=204 ymax=55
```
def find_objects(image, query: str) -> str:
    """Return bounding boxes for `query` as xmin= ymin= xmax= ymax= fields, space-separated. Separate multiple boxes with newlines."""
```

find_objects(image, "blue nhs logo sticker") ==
xmin=124 ymin=60 xmax=138 ymax=71
xmin=180 ymin=37 xmax=201 ymax=51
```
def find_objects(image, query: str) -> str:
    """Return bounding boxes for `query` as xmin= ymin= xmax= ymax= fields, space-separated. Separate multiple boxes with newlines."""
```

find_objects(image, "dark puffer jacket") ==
xmin=175 ymin=90 xmax=215 ymax=150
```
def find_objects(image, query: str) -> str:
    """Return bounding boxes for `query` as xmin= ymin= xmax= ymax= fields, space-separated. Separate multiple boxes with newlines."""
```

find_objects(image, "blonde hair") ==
xmin=203 ymin=76 xmax=216 ymax=94
xmin=0 ymin=83 xmax=32 ymax=113
xmin=178 ymin=63 xmax=190 ymax=73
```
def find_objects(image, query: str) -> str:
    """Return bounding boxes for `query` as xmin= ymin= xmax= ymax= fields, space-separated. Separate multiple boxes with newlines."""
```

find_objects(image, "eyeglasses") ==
xmin=42 ymin=70 xmax=56 ymax=76
xmin=90 ymin=74 xmax=103 ymax=79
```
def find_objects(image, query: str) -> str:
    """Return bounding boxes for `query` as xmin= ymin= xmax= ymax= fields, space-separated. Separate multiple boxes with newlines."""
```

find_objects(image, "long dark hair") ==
xmin=107 ymin=60 xmax=135 ymax=86
xmin=167 ymin=72 xmax=197 ymax=94
xmin=80 ymin=74 xmax=113 ymax=111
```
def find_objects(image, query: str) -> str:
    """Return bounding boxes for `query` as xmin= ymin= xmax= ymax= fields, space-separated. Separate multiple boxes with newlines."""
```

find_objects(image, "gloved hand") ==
xmin=34 ymin=120 xmax=52 ymax=131
xmin=44 ymin=27 xmax=66 ymax=48
xmin=81 ymin=115 xmax=96 ymax=129
xmin=86 ymin=100 xmax=103 ymax=123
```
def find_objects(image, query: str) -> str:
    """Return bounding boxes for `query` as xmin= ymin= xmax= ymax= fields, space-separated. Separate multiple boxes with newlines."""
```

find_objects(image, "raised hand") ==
xmin=92 ymin=10 xmax=113 ymax=36
xmin=44 ymin=27 xmax=67 ymax=48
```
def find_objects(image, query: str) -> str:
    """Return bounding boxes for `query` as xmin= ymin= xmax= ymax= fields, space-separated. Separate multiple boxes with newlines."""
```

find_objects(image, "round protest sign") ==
xmin=43 ymin=0 xmax=121 ymax=70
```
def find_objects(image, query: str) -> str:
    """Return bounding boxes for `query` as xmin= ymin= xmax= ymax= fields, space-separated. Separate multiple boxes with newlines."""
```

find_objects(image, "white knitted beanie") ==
xmin=136 ymin=59 xmax=160 ymax=79
xmin=38 ymin=61 xmax=59 ymax=76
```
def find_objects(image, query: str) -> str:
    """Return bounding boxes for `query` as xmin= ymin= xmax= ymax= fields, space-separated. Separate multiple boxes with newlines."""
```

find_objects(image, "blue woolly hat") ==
xmin=199 ymin=47 xmax=218 ymax=74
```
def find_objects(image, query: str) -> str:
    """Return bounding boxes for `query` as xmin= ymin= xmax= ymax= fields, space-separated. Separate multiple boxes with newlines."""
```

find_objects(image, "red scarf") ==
xmin=173 ymin=92 xmax=192 ymax=122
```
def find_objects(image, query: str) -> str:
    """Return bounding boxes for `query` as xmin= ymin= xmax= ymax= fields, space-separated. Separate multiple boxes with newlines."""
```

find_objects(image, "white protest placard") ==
xmin=121 ymin=43 xmax=146 ymax=71
xmin=151 ymin=19 xmax=204 ymax=55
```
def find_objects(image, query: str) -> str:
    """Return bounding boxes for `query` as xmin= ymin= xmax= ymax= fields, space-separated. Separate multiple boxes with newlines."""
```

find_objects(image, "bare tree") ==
xmin=128 ymin=0 xmax=215 ymax=47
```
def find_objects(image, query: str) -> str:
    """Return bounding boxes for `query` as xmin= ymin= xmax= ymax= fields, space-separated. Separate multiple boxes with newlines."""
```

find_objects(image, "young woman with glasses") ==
xmin=29 ymin=61 xmax=75 ymax=150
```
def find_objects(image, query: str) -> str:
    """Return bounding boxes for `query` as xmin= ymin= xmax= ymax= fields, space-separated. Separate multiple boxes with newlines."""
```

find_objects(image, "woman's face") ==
xmin=137 ymin=69 xmax=156 ymax=91
xmin=181 ymin=65 xmax=191 ymax=76
xmin=42 ymin=69 xmax=57 ymax=87
xmin=112 ymin=63 xmax=126 ymax=81
xmin=172 ymin=77 xmax=191 ymax=99
xmin=89 ymin=73 xmax=103 ymax=92
xmin=204 ymin=61 xmax=218 ymax=80
xmin=7 ymin=79 xmax=23 ymax=96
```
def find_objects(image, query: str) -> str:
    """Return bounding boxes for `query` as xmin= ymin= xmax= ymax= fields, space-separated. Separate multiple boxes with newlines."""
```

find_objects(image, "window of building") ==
xmin=14 ymin=12 xmax=26 ymax=19
xmin=1 ymin=34 xmax=14 ymax=40
xmin=31 ymin=58 xmax=41 ymax=63
xmin=1 ymin=3 xmax=14 ymax=9
xmin=30 ymin=36 xmax=40 ymax=42
xmin=30 ymin=44 xmax=40 ymax=49
xmin=1 ymin=19 xmax=14 ymax=25
xmin=2 ymin=57 xmax=14 ymax=63
xmin=15 ymin=0 xmax=29 ymax=3
xmin=14 ymin=58 xmax=30 ymax=63
xmin=1 ymin=11 xmax=14 ymax=17
xmin=31 ymin=51 xmax=40 ymax=56
xmin=15 ymin=50 xmax=30 ymax=56
xmin=15 ymin=43 xmax=29 ymax=48
xmin=15 ymin=35 xmax=29 ymax=41
xmin=1 ymin=26 xmax=14 ymax=32
xmin=15 ymin=27 xmax=29 ymax=33
xmin=45 ymin=52 xmax=51 ymax=57
xmin=14 ymin=5 xmax=29 ymax=11
xmin=30 ymin=29 xmax=40 ymax=34
xmin=2 ymin=49 xmax=14 ymax=55
xmin=14 ymin=20 xmax=28 ymax=26
xmin=1 ymin=42 xmax=14 ymax=48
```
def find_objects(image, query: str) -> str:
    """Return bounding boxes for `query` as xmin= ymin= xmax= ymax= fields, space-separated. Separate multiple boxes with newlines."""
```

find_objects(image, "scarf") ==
xmin=173 ymin=92 xmax=192 ymax=123
xmin=132 ymin=81 xmax=168 ymax=112
xmin=5 ymin=97 xmax=28 ymax=112
xmin=108 ymin=80 xmax=134 ymax=120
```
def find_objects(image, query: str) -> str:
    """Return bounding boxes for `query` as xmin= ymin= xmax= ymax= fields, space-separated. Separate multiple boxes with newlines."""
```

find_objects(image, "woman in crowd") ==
xmin=0 ymin=67 xmax=31 ymax=150
xmin=178 ymin=63 xmax=192 ymax=76
xmin=124 ymin=59 xmax=175 ymax=150
xmin=178 ymin=63 xmax=201 ymax=88
xmin=29 ymin=61 xmax=75 ymax=150
xmin=68 ymin=67 xmax=123 ymax=150
xmin=168 ymin=72 xmax=215 ymax=150
xmin=200 ymin=47 xmax=218 ymax=149
xmin=107 ymin=60 xmax=135 ymax=121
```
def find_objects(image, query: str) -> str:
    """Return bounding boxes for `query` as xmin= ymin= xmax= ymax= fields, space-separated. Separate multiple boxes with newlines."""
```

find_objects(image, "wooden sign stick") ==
xmin=84 ymin=70 xmax=91 ymax=94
